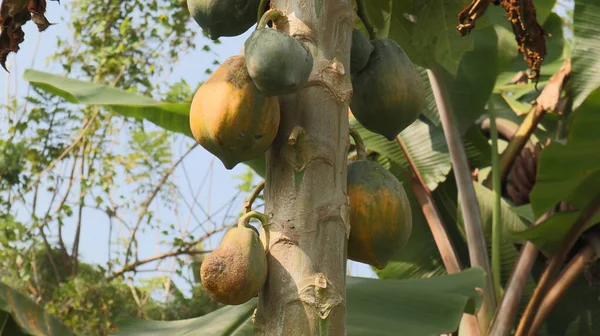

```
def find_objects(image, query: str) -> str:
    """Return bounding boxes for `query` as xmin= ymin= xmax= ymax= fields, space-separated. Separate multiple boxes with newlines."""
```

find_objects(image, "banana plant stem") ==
xmin=428 ymin=66 xmax=495 ymax=333
xmin=528 ymin=242 xmax=598 ymax=335
xmin=396 ymin=136 xmax=481 ymax=336
xmin=488 ymin=97 xmax=503 ymax=302
xmin=515 ymin=194 xmax=600 ymax=335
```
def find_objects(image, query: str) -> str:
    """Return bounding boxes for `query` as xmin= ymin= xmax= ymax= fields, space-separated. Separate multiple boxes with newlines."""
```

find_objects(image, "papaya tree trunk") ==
xmin=254 ymin=1 xmax=354 ymax=335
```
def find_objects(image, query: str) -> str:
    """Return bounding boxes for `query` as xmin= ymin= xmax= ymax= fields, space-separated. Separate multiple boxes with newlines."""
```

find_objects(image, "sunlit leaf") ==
xmin=112 ymin=268 xmax=485 ymax=336
xmin=0 ymin=282 xmax=75 ymax=336
xmin=571 ymin=0 xmax=600 ymax=108
xmin=22 ymin=69 xmax=267 ymax=177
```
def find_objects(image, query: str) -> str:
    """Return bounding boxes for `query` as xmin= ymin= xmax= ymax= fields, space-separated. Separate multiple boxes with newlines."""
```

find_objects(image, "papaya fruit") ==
xmin=186 ymin=0 xmax=261 ymax=40
xmin=244 ymin=9 xmax=313 ymax=96
xmin=189 ymin=55 xmax=280 ymax=170
xmin=200 ymin=212 xmax=268 ymax=305
xmin=350 ymin=29 xmax=374 ymax=75
xmin=350 ymin=38 xmax=425 ymax=140
xmin=347 ymin=159 xmax=412 ymax=270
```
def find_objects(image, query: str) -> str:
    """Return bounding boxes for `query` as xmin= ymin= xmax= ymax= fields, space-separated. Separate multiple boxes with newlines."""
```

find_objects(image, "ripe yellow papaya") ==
xmin=350 ymin=38 xmax=425 ymax=140
xmin=200 ymin=212 xmax=268 ymax=305
xmin=189 ymin=55 xmax=280 ymax=169
xmin=347 ymin=160 xmax=412 ymax=270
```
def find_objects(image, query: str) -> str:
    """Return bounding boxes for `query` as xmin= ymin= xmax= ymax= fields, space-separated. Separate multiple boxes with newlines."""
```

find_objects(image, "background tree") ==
xmin=0 ymin=0 xmax=253 ymax=334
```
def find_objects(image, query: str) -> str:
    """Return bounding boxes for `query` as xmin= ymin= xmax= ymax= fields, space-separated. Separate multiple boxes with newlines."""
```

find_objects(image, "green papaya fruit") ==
xmin=187 ymin=0 xmax=261 ymax=40
xmin=244 ymin=10 xmax=313 ymax=96
xmin=350 ymin=29 xmax=374 ymax=74
xmin=350 ymin=38 xmax=425 ymax=140
xmin=347 ymin=159 xmax=412 ymax=270
xmin=200 ymin=212 xmax=268 ymax=305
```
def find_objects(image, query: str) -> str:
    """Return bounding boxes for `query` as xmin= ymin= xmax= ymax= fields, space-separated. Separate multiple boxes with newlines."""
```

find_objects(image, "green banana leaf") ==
xmin=571 ymin=0 xmax=600 ymax=108
xmin=529 ymin=91 xmax=600 ymax=218
xmin=113 ymin=268 xmax=485 ymax=336
xmin=22 ymin=69 xmax=266 ymax=177
xmin=0 ymin=282 xmax=75 ymax=336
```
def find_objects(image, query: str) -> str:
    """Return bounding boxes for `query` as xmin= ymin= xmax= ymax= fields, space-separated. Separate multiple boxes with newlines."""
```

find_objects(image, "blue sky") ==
xmin=0 ymin=0 xmax=375 ymax=295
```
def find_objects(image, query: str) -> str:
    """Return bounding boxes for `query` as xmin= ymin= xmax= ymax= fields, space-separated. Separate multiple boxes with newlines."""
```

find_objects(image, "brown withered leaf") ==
xmin=535 ymin=58 xmax=571 ymax=112
xmin=457 ymin=0 xmax=549 ymax=87
xmin=0 ymin=0 xmax=54 ymax=71
xmin=498 ymin=0 xmax=548 ymax=87
xmin=457 ymin=0 xmax=496 ymax=36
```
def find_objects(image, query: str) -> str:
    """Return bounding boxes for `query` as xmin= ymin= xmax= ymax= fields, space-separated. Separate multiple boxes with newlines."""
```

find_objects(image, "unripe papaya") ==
xmin=244 ymin=9 xmax=313 ymax=96
xmin=189 ymin=55 xmax=280 ymax=170
xmin=350 ymin=29 xmax=374 ymax=75
xmin=186 ymin=0 xmax=261 ymax=40
xmin=200 ymin=212 xmax=268 ymax=305
xmin=350 ymin=38 xmax=425 ymax=140
xmin=347 ymin=160 xmax=412 ymax=269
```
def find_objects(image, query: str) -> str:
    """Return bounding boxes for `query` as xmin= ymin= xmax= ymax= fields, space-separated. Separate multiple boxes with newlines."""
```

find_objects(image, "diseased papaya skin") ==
xmin=350 ymin=38 xmax=425 ymax=141
xmin=189 ymin=56 xmax=280 ymax=170
xmin=244 ymin=28 xmax=313 ymax=96
xmin=200 ymin=222 xmax=267 ymax=305
xmin=186 ymin=0 xmax=261 ymax=40
xmin=350 ymin=29 xmax=374 ymax=75
xmin=347 ymin=160 xmax=412 ymax=269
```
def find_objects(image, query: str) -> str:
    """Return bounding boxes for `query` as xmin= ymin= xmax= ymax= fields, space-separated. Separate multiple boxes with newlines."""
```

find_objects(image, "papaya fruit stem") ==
xmin=258 ymin=8 xmax=284 ymax=30
xmin=348 ymin=126 xmax=366 ymax=161
xmin=238 ymin=210 xmax=269 ymax=229
xmin=257 ymin=0 xmax=270 ymax=26
xmin=356 ymin=0 xmax=377 ymax=40
xmin=288 ymin=126 xmax=305 ymax=145
xmin=243 ymin=180 xmax=266 ymax=214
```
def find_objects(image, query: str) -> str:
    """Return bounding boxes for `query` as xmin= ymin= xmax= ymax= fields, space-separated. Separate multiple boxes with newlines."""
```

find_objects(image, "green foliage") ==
xmin=0 ymin=281 xmax=74 ymax=336
xmin=571 ymin=0 xmax=600 ymax=108
xmin=12 ymin=0 xmax=600 ymax=335
xmin=23 ymin=70 xmax=192 ymax=138
xmin=113 ymin=268 xmax=485 ymax=336
xmin=2 ymin=0 xmax=224 ymax=334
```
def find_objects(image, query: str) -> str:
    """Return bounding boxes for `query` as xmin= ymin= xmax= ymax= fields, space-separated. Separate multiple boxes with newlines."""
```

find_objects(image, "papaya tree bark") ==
xmin=254 ymin=1 xmax=354 ymax=335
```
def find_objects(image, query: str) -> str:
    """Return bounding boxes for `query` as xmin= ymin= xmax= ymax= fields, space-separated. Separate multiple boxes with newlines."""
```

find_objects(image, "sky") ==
xmin=0 ymin=0 xmax=375 ymax=296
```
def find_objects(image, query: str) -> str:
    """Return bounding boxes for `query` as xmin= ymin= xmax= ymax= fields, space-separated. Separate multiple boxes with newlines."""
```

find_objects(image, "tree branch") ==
xmin=123 ymin=143 xmax=199 ymax=266
xmin=71 ymin=142 xmax=87 ymax=275
xmin=22 ymin=109 xmax=100 ymax=195
xmin=107 ymin=226 xmax=224 ymax=281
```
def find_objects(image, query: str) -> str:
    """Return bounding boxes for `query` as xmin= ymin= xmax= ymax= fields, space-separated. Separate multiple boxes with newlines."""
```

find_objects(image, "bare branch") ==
xmin=123 ymin=143 xmax=199 ymax=266
xmin=107 ymin=226 xmax=223 ymax=281
xmin=72 ymin=142 xmax=87 ymax=275
xmin=22 ymin=109 xmax=100 ymax=195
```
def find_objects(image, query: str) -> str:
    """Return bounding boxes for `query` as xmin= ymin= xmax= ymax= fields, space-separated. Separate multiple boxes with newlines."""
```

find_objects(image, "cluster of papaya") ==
xmin=187 ymin=1 xmax=419 ymax=304
xmin=188 ymin=2 xmax=313 ymax=170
